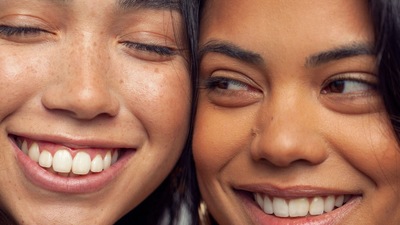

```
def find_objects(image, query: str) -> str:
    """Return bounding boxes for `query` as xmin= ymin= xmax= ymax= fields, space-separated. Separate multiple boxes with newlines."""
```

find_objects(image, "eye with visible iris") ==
xmin=321 ymin=74 xmax=377 ymax=95
xmin=204 ymin=76 xmax=255 ymax=91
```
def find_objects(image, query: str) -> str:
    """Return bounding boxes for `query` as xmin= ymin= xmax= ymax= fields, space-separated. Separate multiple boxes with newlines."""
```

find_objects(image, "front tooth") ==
xmin=39 ymin=150 xmax=52 ymax=168
xmin=103 ymin=151 xmax=112 ymax=169
xmin=52 ymin=149 xmax=72 ymax=173
xmin=28 ymin=142 xmax=40 ymax=162
xmin=309 ymin=197 xmax=324 ymax=215
xmin=335 ymin=195 xmax=344 ymax=207
xmin=324 ymin=195 xmax=335 ymax=212
xmin=288 ymin=198 xmax=309 ymax=217
xmin=91 ymin=155 xmax=104 ymax=172
xmin=263 ymin=195 xmax=273 ymax=214
xmin=273 ymin=197 xmax=289 ymax=217
xmin=72 ymin=152 xmax=91 ymax=175
xmin=21 ymin=140 xmax=29 ymax=154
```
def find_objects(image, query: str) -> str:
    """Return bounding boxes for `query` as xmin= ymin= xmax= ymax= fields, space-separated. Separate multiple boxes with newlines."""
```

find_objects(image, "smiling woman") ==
xmin=193 ymin=0 xmax=400 ymax=224
xmin=0 ymin=0 xmax=198 ymax=224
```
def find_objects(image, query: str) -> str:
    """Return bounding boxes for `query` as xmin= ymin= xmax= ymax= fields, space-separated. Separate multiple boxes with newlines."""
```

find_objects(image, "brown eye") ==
xmin=321 ymin=79 xmax=375 ymax=94
xmin=205 ymin=77 xmax=254 ymax=91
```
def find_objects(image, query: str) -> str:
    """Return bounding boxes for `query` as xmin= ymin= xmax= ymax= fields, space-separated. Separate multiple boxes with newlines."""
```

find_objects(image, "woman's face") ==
xmin=194 ymin=0 xmax=400 ymax=224
xmin=0 ymin=0 xmax=190 ymax=224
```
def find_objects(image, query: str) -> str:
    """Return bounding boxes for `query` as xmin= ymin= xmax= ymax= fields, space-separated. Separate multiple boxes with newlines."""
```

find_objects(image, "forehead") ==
xmin=200 ymin=0 xmax=373 ymax=51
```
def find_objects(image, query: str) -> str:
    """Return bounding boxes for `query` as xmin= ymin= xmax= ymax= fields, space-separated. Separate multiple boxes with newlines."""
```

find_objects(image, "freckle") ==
xmin=120 ymin=79 xmax=124 ymax=84
xmin=270 ymin=116 xmax=274 ymax=121
xmin=154 ymin=68 xmax=159 ymax=73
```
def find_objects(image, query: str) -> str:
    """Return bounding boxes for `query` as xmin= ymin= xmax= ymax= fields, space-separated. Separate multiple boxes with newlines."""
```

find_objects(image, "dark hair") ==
xmin=115 ymin=0 xmax=200 ymax=224
xmin=370 ymin=0 xmax=400 ymax=142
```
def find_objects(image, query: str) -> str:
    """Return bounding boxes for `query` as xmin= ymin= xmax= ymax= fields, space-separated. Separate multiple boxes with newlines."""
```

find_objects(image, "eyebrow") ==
xmin=199 ymin=40 xmax=265 ymax=66
xmin=118 ymin=0 xmax=179 ymax=10
xmin=305 ymin=43 xmax=374 ymax=67
xmin=40 ymin=0 xmax=179 ymax=10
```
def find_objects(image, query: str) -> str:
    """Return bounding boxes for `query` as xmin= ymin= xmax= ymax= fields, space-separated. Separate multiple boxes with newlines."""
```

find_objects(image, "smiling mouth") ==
xmin=253 ymin=193 xmax=352 ymax=218
xmin=14 ymin=137 xmax=121 ymax=177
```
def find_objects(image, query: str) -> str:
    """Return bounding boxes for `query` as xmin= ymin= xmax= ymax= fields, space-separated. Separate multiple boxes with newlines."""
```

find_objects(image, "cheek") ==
xmin=193 ymin=103 xmax=254 ymax=176
xmin=0 ymin=50 xmax=52 ymax=119
xmin=122 ymin=62 xmax=191 ymax=141
xmin=332 ymin=114 xmax=400 ymax=184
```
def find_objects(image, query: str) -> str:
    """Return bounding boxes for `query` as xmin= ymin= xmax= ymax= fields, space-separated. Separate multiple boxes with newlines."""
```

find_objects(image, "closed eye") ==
xmin=0 ymin=25 xmax=50 ymax=37
xmin=122 ymin=42 xmax=176 ymax=56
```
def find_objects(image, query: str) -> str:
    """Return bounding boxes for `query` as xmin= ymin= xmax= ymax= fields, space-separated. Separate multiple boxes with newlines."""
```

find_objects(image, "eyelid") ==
xmin=0 ymin=14 xmax=57 ymax=32
xmin=122 ymin=41 xmax=177 ymax=56
xmin=321 ymin=72 xmax=378 ymax=90
xmin=119 ymin=31 xmax=178 ymax=48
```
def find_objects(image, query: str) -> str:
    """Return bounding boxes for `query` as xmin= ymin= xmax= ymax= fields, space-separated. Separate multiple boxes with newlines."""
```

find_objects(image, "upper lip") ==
xmin=235 ymin=184 xmax=361 ymax=198
xmin=10 ymin=133 xmax=137 ymax=150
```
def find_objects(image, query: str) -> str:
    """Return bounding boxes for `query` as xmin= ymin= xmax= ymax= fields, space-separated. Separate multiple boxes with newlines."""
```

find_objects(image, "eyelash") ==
xmin=0 ymin=25 xmax=49 ymax=36
xmin=204 ymin=76 xmax=252 ymax=91
xmin=321 ymin=74 xmax=377 ymax=95
xmin=122 ymin=42 xmax=176 ymax=56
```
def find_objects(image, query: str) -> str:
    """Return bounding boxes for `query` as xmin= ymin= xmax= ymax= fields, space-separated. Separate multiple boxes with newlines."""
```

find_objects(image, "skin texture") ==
xmin=0 ymin=0 xmax=190 ymax=224
xmin=194 ymin=0 xmax=400 ymax=224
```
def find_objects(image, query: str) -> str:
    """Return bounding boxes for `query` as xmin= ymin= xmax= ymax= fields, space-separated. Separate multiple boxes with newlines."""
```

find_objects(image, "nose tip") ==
xmin=41 ymin=83 xmax=120 ymax=120
xmin=250 ymin=112 xmax=328 ymax=168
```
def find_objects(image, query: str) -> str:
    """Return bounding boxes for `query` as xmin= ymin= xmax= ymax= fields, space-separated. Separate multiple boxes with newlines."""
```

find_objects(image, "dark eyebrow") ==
xmin=39 ymin=0 xmax=179 ymax=9
xmin=199 ymin=40 xmax=265 ymax=66
xmin=305 ymin=43 xmax=374 ymax=67
xmin=118 ymin=0 xmax=179 ymax=10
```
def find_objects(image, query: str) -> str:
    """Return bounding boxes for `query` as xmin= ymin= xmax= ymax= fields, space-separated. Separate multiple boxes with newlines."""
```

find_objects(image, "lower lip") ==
xmin=11 ymin=138 xmax=135 ymax=194
xmin=238 ymin=191 xmax=361 ymax=225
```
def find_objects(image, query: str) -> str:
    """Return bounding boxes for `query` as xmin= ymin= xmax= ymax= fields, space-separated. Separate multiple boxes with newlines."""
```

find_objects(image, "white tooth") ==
xmin=309 ymin=197 xmax=324 ymax=215
xmin=52 ymin=149 xmax=72 ymax=173
xmin=324 ymin=195 xmax=335 ymax=212
xmin=72 ymin=152 xmax=91 ymax=175
xmin=273 ymin=197 xmax=289 ymax=217
xmin=38 ymin=150 xmax=52 ymax=168
xmin=21 ymin=140 xmax=28 ymax=154
xmin=91 ymin=155 xmax=104 ymax=172
xmin=254 ymin=193 xmax=263 ymax=209
xmin=335 ymin=195 xmax=344 ymax=207
xmin=103 ymin=151 xmax=112 ymax=169
xmin=28 ymin=142 xmax=40 ymax=162
xmin=288 ymin=198 xmax=309 ymax=217
xmin=263 ymin=195 xmax=273 ymax=214
xmin=111 ymin=151 xmax=119 ymax=164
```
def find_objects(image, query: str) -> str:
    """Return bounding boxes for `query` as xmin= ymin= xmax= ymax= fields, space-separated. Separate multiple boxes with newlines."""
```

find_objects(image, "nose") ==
xmin=41 ymin=32 xmax=120 ymax=120
xmin=251 ymin=93 xmax=328 ymax=167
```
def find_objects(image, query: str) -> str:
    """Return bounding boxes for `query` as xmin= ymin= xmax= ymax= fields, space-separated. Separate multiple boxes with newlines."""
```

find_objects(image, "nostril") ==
xmin=41 ymin=83 xmax=120 ymax=120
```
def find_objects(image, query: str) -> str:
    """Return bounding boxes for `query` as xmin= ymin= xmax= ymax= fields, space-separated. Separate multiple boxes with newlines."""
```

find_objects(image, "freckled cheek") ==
xmin=0 ymin=53 xmax=53 ymax=118
xmin=124 ymin=67 xmax=191 ymax=135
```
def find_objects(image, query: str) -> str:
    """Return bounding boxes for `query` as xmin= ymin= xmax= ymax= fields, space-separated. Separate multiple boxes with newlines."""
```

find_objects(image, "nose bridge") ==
xmin=251 ymin=88 xmax=328 ymax=167
xmin=41 ymin=29 xmax=120 ymax=119
xmin=68 ymin=30 xmax=106 ymax=83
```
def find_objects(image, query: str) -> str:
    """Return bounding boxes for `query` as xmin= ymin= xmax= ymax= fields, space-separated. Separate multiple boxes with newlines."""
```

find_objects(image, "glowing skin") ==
xmin=0 ymin=0 xmax=190 ymax=224
xmin=194 ymin=0 xmax=400 ymax=224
